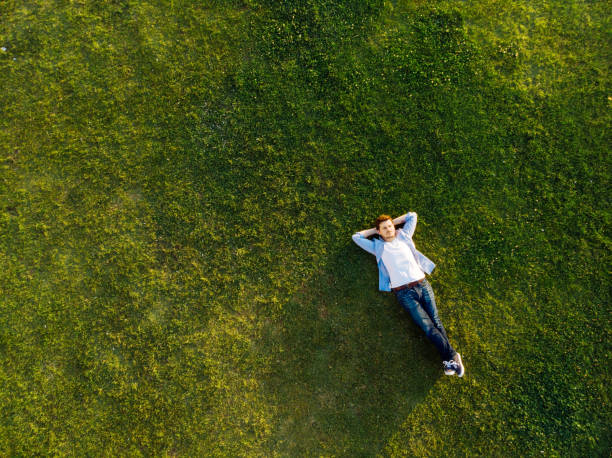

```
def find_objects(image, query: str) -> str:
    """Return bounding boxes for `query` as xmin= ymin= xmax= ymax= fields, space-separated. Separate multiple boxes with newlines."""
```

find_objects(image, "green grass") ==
xmin=0 ymin=0 xmax=610 ymax=455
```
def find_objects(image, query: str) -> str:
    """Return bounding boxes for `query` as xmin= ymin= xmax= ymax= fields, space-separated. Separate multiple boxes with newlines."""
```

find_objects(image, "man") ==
xmin=352 ymin=212 xmax=465 ymax=377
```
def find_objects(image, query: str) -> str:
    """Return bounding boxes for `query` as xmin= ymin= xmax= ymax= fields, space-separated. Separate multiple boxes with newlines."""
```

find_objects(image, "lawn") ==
xmin=0 ymin=0 xmax=610 ymax=455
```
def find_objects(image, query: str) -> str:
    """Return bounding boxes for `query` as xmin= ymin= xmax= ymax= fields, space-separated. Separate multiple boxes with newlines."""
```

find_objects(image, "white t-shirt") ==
xmin=380 ymin=237 xmax=425 ymax=288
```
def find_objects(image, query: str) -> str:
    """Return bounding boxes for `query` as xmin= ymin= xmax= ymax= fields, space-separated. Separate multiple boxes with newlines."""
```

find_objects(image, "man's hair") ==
xmin=375 ymin=214 xmax=393 ymax=230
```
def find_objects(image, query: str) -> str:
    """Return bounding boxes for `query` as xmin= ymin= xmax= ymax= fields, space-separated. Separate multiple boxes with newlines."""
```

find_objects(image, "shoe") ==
xmin=453 ymin=353 xmax=465 ymax=377
xmin=443 ymin=360 xmax=456 ymax=376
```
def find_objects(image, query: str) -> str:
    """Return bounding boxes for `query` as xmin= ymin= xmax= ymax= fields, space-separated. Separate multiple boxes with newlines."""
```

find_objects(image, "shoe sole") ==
xmin=455 ymin=353 xmax=465 ymax=377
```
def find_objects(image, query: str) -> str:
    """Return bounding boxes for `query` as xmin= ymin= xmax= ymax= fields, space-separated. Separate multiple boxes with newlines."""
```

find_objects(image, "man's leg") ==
xmin=394 ymin=288 xmax=456 ymax=362
xmin=418 ymin=279 xmax=464 ymax=376
xmin=419 ymin=278 xmax=450 ymax=342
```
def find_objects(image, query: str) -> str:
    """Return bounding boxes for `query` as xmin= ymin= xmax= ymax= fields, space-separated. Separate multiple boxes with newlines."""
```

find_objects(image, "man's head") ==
xmin=375 ymin=214 xmax=396 ymax=241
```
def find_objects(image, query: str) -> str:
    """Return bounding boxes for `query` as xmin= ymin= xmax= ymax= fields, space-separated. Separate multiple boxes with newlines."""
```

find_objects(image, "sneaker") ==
xmin=453 ymin=353 xmax=465 ymax=377
xmin=443 ymin=360 xmax=456 ymax=376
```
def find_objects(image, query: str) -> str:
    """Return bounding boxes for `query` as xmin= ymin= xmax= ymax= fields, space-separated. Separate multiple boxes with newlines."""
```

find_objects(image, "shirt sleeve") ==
xmin=399 ymin=212 xmax=417 ymax=238
xmin=352 ymin=233 xmax=376 ymax=255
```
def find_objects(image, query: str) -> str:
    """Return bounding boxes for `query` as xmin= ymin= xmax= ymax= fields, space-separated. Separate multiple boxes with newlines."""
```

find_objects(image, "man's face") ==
xmin=377 ymin=219 xmax=396 ymax=241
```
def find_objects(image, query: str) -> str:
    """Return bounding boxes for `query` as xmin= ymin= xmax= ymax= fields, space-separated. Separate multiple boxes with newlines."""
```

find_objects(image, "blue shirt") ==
xmin=351 ymin=212 xmax=436 ymax=292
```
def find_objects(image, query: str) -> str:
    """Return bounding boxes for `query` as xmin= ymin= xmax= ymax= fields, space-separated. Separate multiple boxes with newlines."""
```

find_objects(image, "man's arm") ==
xmin=352 ymin=221 xmax=382 ymax=255
xmin=400 ymin=212 xmax=417 ymax=238
xmin=392 ymin=213 xmax=408 ymax=227
xmin=352 ymin=230 xmax=376 ymax=254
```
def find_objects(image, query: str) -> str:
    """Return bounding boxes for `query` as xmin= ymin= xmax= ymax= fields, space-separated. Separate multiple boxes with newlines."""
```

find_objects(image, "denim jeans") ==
xmin=394 ymin=278 xmax=456 ymax=362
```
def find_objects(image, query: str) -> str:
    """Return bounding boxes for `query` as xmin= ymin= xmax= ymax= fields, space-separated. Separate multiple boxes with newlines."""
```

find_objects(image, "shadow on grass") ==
xmin=260 ymin=241 xmax=445 ymax=455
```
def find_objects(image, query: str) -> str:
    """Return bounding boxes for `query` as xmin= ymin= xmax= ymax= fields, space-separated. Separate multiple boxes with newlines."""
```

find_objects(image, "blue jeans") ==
xmin=394 ymin=278 xmax=456 ymax=362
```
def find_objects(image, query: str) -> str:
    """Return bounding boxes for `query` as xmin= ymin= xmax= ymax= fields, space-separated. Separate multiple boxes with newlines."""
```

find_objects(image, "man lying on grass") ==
xmin=352 ymin=212 xmax=465 ymax=377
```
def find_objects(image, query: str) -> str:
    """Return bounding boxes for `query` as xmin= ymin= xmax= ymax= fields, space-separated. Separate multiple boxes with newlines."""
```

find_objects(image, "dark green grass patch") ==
xmin=0 ymin=0 xmax=610 ymax=455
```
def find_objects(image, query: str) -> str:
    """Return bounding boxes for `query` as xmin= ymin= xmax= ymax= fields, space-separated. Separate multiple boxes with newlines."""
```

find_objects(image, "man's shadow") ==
xmin=259 ymin=227 xmax=442 ymax=455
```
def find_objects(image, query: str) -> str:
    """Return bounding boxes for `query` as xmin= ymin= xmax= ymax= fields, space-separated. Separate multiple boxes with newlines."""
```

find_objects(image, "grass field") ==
xmin=1 ymin=0 xmax=610 ymax=455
